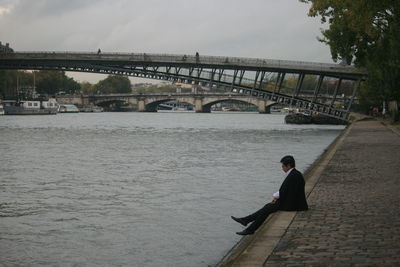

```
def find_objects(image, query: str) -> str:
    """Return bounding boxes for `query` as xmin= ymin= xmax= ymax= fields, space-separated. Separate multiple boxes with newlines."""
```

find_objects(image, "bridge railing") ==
xmin=9 ymin=51 xmax=367 ymax=76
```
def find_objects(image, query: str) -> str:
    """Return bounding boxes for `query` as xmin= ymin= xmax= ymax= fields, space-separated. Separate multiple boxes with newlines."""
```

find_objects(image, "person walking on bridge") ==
xmin=231 ymin=155 xmax=308 ymax=235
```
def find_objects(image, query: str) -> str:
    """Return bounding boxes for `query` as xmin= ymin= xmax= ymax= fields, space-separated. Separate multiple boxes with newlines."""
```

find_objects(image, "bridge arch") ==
xmin=137 ymin=95 xmax=197 ymax=112
xmin=201 ymin=97 xmax=274 ymax=113
xmin=144 ymin=98 xmax=195 ymax=112
xmin=201 ymin=97 xmax=259 ymax=107
xmin=201 ymin=98 xmax=257 ymax=113
xmin=95 ymin=99 xmax=130 ymax=111
xmin=145 ymin=99 xmax=174 ymax=112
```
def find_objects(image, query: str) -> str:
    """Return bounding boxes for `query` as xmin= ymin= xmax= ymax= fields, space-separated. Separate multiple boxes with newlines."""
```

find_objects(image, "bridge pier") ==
xmin=258 ymin=100 xmax=271 ymax=114
xmin=194 ymin=98 xmax=210 ymax=113
xmin=195 ymin=98 xmax=202 ymax=112
xmin=138 ymin=99 xmax=146 ymax=112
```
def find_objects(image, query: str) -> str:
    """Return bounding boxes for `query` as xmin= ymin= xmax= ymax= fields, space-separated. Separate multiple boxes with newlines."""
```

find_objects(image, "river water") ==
xmin=0 ymin=112 xmax=344 ymax=266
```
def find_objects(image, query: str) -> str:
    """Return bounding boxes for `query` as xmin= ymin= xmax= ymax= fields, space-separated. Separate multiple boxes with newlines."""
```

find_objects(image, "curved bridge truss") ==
xmin=0 ymin=51 xmax=367 ymax=120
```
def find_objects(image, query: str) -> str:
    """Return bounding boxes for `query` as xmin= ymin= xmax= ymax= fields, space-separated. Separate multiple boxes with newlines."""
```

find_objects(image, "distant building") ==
xmin=131 ymin=83 xmax=154 ymax=93
xmin=174 ymin=82 xmax=209 ymax=93
xmin=0 ymin=42 xmax=14 ymax=53
xmin=133 ymin=83 xmax=154 ymax=89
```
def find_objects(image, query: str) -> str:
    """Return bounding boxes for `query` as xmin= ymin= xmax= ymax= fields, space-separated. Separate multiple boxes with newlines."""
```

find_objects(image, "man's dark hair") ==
xmin=280 ymin=155 xmax=295 ymax=168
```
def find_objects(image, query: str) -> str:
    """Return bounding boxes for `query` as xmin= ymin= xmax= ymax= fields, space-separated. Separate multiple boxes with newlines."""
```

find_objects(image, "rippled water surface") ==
xmin=0 ymin=112 xmax=344 ymax=266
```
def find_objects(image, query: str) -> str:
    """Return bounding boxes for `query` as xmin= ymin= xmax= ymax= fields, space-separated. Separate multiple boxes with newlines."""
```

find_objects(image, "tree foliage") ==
xmin=301 ymin=0 xmax=400 ymax=106
xmin=80 ymin=81 xmax=94 ymax=95
xmin=0 ymin=71 xmax=134 ymax=97
xmin=0 ymin=70 xmax=34 ymax=98
xmin=35 ymin=71 xmax=80 ymax=95
xmin=135 ymin=84 xmax=176 ymax=94
xmin=93 ymin=75 xmax=132 ymax=94
xmin=0 ymin=70 xmax=80 ymax=98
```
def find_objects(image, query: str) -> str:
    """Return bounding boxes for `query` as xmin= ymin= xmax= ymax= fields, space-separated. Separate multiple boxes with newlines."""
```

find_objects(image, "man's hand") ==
xmin=271 ymin=199 xmax=277 ymax=204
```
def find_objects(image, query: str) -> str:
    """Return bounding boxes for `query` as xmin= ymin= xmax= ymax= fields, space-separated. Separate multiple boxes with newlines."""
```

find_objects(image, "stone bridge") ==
xmin=57 ymin=93 xmax=275 ymax=113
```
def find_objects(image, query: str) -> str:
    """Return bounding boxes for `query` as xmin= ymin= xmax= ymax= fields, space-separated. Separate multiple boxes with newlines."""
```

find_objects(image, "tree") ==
xmin=135 ymin=84 xmax=175 ymax=94
xmin=35 ymin=71 xmax=80 ymax=95
xmin=63 ymin=76 xmax=81 ymax=94
xmin=37 ymin=71 xmax=79 ymax=95
xmin=301 ymin=0 xmax=400 ymax=113
xmin=80 ymin=81 xmax=95 ymax=95
xmin=93 ymin=75 xmax=132 ymax=94
xmin=0 ymin=70 xmax=37 ymax=99
xmin=0 ymin=70 xmax=80 ymax=98
xmin=0 ymin=70 xmax=22 ymax=98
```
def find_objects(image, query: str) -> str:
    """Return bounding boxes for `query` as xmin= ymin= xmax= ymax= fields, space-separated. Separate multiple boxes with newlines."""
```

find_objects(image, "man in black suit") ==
xmin=231 ymin=155 xmax=308 ymax=235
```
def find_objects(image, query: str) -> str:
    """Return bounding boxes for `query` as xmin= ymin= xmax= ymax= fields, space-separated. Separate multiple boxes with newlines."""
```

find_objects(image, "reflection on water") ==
xmin=0 ymin=112 xmax=344 ymax=266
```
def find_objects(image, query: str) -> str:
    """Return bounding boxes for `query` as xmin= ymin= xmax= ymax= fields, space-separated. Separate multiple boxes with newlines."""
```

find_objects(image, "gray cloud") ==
xmin=0 ymin=0 xmax=333 ymax=82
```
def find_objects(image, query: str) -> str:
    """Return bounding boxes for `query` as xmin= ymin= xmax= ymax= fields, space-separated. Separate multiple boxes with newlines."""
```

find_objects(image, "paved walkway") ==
xmin=219 ymin=119 xmax=400 ymax=266
xmin=265 ymin=120 xmax=400 ymax=265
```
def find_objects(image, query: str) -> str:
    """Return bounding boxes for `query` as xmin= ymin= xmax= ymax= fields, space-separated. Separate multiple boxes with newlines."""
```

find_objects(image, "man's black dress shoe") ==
xmin=231 ymin=216 xmax=248 ymax=226
xmin=236 ymin=230 xmax=254 ymax=235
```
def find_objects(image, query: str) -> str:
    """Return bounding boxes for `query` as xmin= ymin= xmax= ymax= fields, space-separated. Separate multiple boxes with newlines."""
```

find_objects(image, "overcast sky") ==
xmin=0 ymin=0 xmax=332 ymax=83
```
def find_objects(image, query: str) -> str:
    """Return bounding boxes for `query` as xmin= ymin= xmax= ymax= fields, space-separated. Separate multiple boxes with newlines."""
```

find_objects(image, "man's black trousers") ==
xmin=242 ymin=203 xmax=280 ymax=233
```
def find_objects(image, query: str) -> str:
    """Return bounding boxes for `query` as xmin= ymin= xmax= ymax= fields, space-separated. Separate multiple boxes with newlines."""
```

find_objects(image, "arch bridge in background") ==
xmin=80 ymin=93 xmax=275 ymax=113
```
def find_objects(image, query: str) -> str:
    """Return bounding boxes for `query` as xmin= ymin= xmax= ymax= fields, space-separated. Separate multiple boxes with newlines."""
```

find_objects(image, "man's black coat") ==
xmin=276 ymin=168 xmax=308 ymax=211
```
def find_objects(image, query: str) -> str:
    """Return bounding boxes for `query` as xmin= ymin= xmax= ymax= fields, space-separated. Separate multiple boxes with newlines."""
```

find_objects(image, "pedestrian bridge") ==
xmin=0 ymin=50 xmax=368 ymax=120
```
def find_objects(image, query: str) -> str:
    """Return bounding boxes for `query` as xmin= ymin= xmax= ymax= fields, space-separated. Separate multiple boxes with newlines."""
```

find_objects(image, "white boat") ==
xmin=3 ymin=98 xmax=59 ymax=115
xmin=282 ymin=107 xmax=300 ymax=113
xmin=59 ymin=104 xmax=79 ymax=113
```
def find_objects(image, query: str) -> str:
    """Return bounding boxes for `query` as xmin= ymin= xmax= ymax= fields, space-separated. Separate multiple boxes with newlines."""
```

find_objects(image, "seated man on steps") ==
xmin=231 ymin=155 xmax=308 ymax=235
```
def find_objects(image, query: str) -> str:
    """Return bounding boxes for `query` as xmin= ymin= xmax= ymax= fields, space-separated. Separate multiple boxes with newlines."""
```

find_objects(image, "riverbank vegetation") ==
xmin=82 ymin=75 xmax=131 ymax=95
xmin=0 ymin=71 xmax=134 ymax=98
xmin=0 ymin=70 xmax=179 ymax=98
xmin=301 ymin=0 xmax=400 ymax=120
xmin=0 ymin=70 xmax=80 ymax=98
